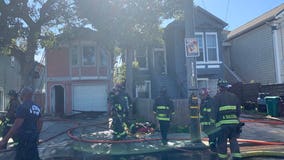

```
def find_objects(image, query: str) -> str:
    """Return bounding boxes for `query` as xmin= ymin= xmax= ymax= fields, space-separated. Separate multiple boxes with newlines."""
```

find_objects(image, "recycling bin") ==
xmin=265 ymin=96 xmax=280 ymax=117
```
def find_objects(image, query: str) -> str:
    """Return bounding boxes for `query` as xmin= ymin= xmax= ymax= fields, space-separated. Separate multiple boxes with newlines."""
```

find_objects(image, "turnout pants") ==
xmin=217 ymin=125 xmax=241 ymax=160
xmin=159 ymin=120 xmax=170 ymax=141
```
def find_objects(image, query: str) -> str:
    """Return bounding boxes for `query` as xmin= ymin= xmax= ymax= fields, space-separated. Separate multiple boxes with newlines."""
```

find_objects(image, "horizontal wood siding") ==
xmin=230 ymin=25 xmax=276 ymax=84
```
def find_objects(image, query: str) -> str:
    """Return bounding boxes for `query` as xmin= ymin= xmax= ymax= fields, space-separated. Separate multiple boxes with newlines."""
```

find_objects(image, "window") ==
xmin=197 ymin=78 xmax=208 ymax=89
xmin=195 ymin=33 xmax=205 ymax=62
xmin=10 ymin=56 xmax=15 ymax=67
xmin=99 ymin=48 xmax=107 ymax=67
xmin=70 ymin=46 xmax=80 ymax=66
xmin=136 ymin=81 xmax=151 ymax=98
xmin=206 ymin=33 xmax=219 ymax=62
xmin=135 ymin=48 xmax=148 ymax=70
xmin=153 ymin=48 xmax=167 ymax=74
xmin=83 ymin=46 xmax=96 ymax=65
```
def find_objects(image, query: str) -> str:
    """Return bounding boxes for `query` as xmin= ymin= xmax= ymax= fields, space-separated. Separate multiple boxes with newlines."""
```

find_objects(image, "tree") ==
xmin=77 ymin=0 xmax=186 ymax=94
xmin=77 ymin=0 xmax=167 ymax=49
xmin=0 ymin=0 xmax=80 ymax=87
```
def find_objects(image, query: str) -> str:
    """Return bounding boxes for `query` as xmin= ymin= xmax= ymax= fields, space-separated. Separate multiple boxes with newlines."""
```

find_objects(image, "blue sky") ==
xmin=194 ymin=0 xmax=284 ymax=30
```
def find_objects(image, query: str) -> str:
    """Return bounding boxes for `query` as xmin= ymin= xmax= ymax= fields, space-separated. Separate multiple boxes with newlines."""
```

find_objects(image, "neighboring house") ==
xmin=224 ymin=3 xmax=284 ymax=84
xmin=34 ymin=61 xmax=46 ymax=92
xmin=45 ymin=28 xmax=112 ymax=116
xmin=0 ymin=55 xmax=21 ymax=111
xmin=130 ymin=6 xmax=227 ymax=99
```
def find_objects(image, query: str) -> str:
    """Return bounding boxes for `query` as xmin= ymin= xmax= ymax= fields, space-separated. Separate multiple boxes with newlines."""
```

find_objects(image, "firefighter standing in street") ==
xmin=213 ymin=79 xmax=241 ymax=160
xmin=0 ymin=90 xmax=20 ymax=149
xmin=111 ymin=84 xmax=132 ymax=140
xmin=0 ymin=87 xmax=43 ymax=160
xmin=153 ymin=87 xmax=175 ymax=145
xmin=199 ymin=88 xmax=217 ymax=152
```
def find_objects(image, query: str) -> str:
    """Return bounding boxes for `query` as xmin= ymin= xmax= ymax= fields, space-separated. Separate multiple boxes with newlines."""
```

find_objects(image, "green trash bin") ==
xmin=264 ymin=96 xmax=280 ymax=117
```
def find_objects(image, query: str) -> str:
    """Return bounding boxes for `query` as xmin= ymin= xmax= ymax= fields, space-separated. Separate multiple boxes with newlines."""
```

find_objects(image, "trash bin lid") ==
xmin=264 ymin=96 xmax=280 ymax=99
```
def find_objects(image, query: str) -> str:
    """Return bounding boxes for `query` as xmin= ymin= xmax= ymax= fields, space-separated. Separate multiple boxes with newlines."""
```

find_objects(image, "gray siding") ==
xmin=229 ymin=25 xmax=276 ymax=84
xmin=279 ymin=21 xmax=284 ymax=82
xmin=0 ymin=55 xmax=22 ymax=111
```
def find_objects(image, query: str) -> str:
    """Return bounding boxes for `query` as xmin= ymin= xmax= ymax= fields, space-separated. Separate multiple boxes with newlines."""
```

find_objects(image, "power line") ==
xmin=225 ymin=0 xmax=230 ymax=29
xmin=225 ymin=0 xmax=230 ymax=22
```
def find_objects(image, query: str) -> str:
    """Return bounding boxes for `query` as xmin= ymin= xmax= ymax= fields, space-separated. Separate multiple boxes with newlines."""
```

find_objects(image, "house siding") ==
xmin=278 ymin=20 xmax=284 ymax=82
xmin=229 ymin=25 xmax=276 ymax=84
xmin=163 ymin=16 xmax=226 ymax=97
xmin=46 ymin=48 xmax=70 ymax=77
xmin=46 ymin=43 xmax=112 ymax=115
xmin=0 ymin=55 xmax=21 ymax=111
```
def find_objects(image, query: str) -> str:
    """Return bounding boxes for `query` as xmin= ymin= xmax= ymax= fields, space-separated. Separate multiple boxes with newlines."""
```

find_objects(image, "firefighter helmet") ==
xmin=8 ymin=90 xmax=18 ymax=97
xmin=199 ymin=88 xmax=209 ymax=96
xmin=217 ymin=79 xmax=231 ymax=88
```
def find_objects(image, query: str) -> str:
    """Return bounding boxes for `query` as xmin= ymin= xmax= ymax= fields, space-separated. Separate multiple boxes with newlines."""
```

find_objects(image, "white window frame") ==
xmin=153 ymin=48 xmax=167 ymax=74
xmin=82 ymin=46 xmax=96 ymax=66
xmin=135 ymin=48 xmax=149 ymax=70
xmin=99 ymin=48 xmax=108 ymax=67
xmin=135 ymin=80 xmax=151 ymax=98
xmin=195 ymin=32 xmax=205 ymax=64
xmin=197 ymin=78 xmax=209 ymax=89
xmin=70 ymin=46 xmax=80 ymax=67
xmin=10 ymin=56 xmax=15 ymax=67
xmin=205 ymin=32 xmax=219 ymax=62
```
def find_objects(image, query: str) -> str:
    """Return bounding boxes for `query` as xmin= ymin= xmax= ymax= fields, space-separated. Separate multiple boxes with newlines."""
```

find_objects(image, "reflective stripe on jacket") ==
xmin=153 ymin=96 xmax=174 ymax=121
xmin=200 ymin=96 xmax=215 ymax=127
xmin=216 ymin=105 xmax=239 ymax=127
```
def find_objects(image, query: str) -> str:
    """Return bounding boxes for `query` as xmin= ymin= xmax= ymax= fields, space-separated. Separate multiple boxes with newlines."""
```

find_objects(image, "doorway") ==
xmin=51 ymin=85 xmax=65 ymax=116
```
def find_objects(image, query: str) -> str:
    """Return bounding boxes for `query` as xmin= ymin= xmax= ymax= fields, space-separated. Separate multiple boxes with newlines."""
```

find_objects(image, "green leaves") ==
xmin=77 ymin=0 xmax=173 ymax=49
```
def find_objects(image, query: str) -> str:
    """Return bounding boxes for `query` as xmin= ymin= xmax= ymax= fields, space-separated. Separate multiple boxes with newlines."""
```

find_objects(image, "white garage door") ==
xmin=73 ymin=84 xmax=107 ymax=111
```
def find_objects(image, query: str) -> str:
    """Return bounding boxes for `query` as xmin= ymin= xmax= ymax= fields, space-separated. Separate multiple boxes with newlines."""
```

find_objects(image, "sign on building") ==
xmin=185 ymin=38 xmax=199 ymax=57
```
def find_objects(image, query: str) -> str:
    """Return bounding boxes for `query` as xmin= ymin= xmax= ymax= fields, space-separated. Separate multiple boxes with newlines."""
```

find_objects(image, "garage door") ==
xmin=73 ymin=84 xmax=107 ymax=111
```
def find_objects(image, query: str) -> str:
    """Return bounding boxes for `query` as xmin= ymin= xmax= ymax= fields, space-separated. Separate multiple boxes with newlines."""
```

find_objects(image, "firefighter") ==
xmin=213 ymin=79 xmax=241 ymax=160
xmin=199 ymin=88 xmax=217 ymax=152
xmin=111 ymin=84 xmax=132 ymax=140
xmin=107 ymin=87 xmax=117 ymax=117
xmin=153 ymin=87 xmax=175 ymax=145
xmin=0 ymin=87 xmax=43 ymax=160
xmin=0 ymin=90 xmax=20 ymax=149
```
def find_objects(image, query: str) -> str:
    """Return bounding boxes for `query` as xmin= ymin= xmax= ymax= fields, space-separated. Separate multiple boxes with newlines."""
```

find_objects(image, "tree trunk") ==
xmin=21 ymin=29 xmax=40 ymax=88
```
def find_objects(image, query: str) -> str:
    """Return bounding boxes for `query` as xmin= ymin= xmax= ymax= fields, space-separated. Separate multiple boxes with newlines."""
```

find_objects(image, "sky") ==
xmin=194 ymin=0 xmax=284 ymax=30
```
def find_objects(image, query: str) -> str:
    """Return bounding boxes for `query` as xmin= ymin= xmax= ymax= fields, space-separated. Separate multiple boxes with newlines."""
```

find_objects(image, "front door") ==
xmin=52 ymin=85 xmax=64 ymax=116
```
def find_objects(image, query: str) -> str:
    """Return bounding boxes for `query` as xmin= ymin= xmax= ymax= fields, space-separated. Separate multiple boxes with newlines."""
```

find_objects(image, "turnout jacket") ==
xmin=153 ymin=95 xmax=175 ymax=121
xmin=200 ymin=95 xmax=215 ymax=131
xmin=213 ymin=90 xmax=241 ymax=127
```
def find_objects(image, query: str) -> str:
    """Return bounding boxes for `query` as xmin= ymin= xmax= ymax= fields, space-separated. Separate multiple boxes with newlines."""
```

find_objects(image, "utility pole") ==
xmin=184 ymin=0 xmax=201 ymax=143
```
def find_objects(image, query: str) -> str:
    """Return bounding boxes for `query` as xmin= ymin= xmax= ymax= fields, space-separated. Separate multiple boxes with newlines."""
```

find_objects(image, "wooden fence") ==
xmin=133 ymin=98 xmax=190 ymax=126
xmin=230 ymin=83 xmax=284 ymax=104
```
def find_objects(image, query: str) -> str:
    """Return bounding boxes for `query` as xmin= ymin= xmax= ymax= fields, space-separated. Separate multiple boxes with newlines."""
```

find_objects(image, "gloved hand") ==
xmin=236 ymin=122 xmax=245 ymax=137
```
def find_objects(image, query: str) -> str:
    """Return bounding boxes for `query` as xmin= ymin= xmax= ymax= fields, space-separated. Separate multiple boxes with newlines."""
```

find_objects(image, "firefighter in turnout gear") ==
xmin=107 ymin=87 xmax=117 ymax=117
xmin=0 ymin=90 xmax=20 ymax=149
xmin=111 ymin=84 xmax=132 ymax=140
xmin=199 ymin=88 xmax=217 ymax=152
xmin=213 ymin=79 xmax=242 ymax=160
xmin=153 ymin=87 xmax=175 ymax=145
